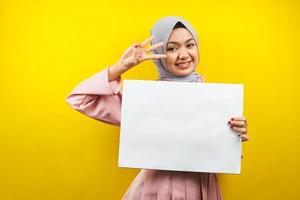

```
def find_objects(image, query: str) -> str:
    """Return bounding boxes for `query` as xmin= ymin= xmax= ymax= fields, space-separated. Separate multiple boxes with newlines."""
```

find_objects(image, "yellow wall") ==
xmin=0 ymin=0 xmax=299 ymax=199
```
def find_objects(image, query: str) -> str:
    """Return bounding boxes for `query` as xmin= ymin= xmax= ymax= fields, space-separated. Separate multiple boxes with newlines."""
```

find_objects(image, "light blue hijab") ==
xmin=150 ymin=16 xmax=200 ymax=82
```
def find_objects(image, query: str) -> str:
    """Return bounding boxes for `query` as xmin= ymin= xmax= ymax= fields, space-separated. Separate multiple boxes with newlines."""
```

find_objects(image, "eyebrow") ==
xmin=167 ymin=38 xmax=195 ymax=45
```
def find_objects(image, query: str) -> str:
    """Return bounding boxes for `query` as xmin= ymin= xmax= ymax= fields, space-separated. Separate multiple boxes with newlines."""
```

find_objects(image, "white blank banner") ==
xmin=118 ymin=80 xmax=243 ymax=174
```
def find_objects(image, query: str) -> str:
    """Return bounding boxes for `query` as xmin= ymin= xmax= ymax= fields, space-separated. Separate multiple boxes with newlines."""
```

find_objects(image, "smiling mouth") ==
xmin=175 ymin=61 xmax=192 ymax=68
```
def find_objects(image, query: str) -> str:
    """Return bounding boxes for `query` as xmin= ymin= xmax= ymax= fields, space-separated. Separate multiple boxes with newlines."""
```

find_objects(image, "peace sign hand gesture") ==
xmin=119 ymin=36 xmax=167 ymax=70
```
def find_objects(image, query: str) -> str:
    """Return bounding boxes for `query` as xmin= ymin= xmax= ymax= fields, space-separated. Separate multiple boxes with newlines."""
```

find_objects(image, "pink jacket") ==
xmin=66 ymin=67 xmax=122 ymax=126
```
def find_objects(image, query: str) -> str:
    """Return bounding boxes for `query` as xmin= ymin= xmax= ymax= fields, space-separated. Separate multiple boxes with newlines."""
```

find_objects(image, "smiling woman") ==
xmin=66 ymin=16 xmax=249 ymax=200
xmin=165 ymin=25 xmax=199 ymax=76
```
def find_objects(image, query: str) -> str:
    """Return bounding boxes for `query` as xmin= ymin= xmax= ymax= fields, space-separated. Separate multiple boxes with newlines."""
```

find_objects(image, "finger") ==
xmin=241 ymin=134 xmax=250 ymax=142
xmin=145 ymin=42 xmax=164 ymax=53
xmin=130 ymin=45 xmax=141 ymax=62
xmin=132 ymin=42 xmax=141 ymax=49
xmin=143 ymin=54 xmax=167 ymax=61
xmin=132 ymin=45 xmax=138 ymax=55
xmin=228 ymin=120 xmax=246 ymax=127
xmin=231 ymin=126 xmax=247 ymax=134
xmin=230 ymin=116 xmax=246 ymax=121
xmin=140 ymin=36 xmax=155 ymax=47
xmin=121 ymin=44 xmax=136 ymax=58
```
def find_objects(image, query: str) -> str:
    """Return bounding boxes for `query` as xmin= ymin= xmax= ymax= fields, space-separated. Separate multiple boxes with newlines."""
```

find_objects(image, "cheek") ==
xmin=166 ymin=54 xmax=176 ymax=65
xmin=191 ymin=50 xmax=199 ymax=63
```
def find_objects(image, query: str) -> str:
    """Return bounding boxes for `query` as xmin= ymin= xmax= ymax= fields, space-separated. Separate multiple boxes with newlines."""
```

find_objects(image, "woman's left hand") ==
xmin=228 ymin=117 xmax=250 ymax=142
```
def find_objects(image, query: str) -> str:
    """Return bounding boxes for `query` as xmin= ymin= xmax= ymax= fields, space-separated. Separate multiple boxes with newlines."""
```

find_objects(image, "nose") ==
xmin=178 ymin=48 xmax=189 ymax=60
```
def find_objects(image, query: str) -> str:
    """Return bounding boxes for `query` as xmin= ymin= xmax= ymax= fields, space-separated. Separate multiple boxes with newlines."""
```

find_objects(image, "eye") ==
xmin=167 ymin=47 xmax=176 ymax=52
xmin=187 ymin=43 xmax=195 ymax=48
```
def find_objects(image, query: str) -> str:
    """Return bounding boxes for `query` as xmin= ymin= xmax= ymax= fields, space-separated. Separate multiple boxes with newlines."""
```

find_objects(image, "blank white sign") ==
xmin=118 ymin=80 xmax=243 ymax=174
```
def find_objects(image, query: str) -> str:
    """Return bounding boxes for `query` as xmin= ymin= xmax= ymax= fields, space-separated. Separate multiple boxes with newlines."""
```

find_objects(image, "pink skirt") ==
xmin=122 ymin=169 xmax=222 ymax=200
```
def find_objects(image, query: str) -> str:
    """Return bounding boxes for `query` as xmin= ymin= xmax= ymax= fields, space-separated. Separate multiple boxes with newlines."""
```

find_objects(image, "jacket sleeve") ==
xmin=66 ymin=67 xmax=122 ymax=126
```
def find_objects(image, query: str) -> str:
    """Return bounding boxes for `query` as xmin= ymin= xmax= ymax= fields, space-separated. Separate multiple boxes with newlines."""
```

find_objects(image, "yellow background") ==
xmin=1 ymin=0 xmax=299 ymax=199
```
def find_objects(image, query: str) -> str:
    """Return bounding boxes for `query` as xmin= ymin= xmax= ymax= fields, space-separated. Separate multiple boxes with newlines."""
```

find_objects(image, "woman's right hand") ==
xmin=108 ymin=36 xmax=166 ymax=81
xmin=119 ymin=36 xmax=166 ymax=70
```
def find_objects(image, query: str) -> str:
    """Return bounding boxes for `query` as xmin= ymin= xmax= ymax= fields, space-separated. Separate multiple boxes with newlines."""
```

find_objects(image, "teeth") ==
xmin=177 ymin=61 xmax=190 ymax=65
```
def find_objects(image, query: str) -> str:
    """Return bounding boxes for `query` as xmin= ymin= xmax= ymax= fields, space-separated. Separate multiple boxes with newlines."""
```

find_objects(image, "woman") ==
xmin=66 ymin=16 xmax=249 ymax=200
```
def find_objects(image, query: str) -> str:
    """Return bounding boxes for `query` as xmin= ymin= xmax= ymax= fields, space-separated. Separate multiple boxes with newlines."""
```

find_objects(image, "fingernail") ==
xmin=230 ymin=125 xmax=233 ymax=129
xmin=228 ymin=121 xmax=231 ymax=124
xmin=231 ymin=118 xmax=234 ymax=121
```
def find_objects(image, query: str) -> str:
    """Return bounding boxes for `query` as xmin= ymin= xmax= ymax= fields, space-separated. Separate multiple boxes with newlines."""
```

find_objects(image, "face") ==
xmin=165 ymin=28 xmax=199 ymax=76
